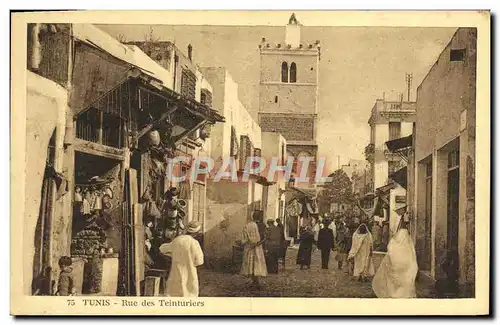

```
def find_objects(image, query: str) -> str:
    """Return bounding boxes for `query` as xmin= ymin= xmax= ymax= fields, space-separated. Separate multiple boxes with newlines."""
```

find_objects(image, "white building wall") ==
xmin=285 ymin=23 xmax=301 ymax=47
xmin=401 ymin=121 xmax=413 ymax=137
xmin=374 ymin=123 xmax=389 ymax=189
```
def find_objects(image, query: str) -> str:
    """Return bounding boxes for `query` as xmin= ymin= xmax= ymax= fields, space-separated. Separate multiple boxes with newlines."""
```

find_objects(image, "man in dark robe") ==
xmin=296 ymin=226 xmax=314 ymax=270
xmin=265 ymin=219 xmax=282 ymax=273
xmin=276 ymin=218 xmax=286 ymax=261
xmin=317 ymin=218 xmax=335 ymax=269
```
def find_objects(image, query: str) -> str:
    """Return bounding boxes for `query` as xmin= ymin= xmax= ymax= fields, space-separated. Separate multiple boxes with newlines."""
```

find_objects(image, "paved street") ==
xmin=199 ymin=247 xmax=437 ymax=298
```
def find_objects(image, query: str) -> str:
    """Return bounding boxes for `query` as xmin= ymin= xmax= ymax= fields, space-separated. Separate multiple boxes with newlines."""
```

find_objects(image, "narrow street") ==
xmin=199 ymin=248 xmax=437 ymax=298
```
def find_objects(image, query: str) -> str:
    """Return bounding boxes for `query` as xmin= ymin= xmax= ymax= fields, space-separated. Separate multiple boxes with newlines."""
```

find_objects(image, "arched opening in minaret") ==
xmin=281 ymin=62 xmax=289 ymax=83
xmin=290 ymin=62 xmax=297 ymax=83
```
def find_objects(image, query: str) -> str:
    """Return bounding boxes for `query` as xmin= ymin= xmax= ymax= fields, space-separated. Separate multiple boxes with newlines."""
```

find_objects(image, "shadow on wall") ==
xmin=203 ymin=201 xmax=248 ymax=272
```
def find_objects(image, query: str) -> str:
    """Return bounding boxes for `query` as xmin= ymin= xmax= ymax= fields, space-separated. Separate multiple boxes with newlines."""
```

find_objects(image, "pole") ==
xmin=405 ymin=73 xmax=413 ymax=101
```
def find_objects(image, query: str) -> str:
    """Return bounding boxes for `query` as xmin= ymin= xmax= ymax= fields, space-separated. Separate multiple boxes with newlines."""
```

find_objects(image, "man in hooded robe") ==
xmin=296 ymin=225 xmax=314 ymax=270
xmin=348 ymin=223 xmax=375 ymax=282
xmin=372 ymin=217 xmax=418 ymax=298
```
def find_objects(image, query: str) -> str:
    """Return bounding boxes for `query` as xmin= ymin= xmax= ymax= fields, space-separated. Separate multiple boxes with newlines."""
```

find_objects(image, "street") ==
xmin=199 ymin=248 xmax=437 ymax=298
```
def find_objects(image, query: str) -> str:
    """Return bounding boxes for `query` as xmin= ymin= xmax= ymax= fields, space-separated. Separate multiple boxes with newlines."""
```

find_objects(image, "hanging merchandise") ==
xmin=306 ymin=200 xmax=319 ymax=214
xmin=178 ymin=180 xmax=191 ymax=200
xmin=286 ymin=199 xmax=303 ymax=217
xmin=148 ymin=130 xmax=161 ymax=146
xmin=75 ymin=186 xmax=83 ymax=202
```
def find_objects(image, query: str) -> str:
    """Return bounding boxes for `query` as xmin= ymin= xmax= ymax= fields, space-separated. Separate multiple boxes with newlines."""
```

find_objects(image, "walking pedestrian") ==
xmin=347 ymin=223 xmax=375 ymax=282
xmin=372 ymin=217 xmax=418 ymax=298
xmin=240 ymin=211 xmax=267 ymax=289
xmin=317 ymin=218 xmax=335 ymax=269
xmin=296 ymin=226 xmax=314 ymax=270
xmin=160 ymin=220 xmax=204 ymax=297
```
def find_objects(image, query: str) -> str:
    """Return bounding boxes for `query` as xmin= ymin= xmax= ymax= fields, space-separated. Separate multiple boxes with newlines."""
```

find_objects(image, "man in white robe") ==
xmin=160 ymin=221 xmax=204 ymax=297
xmin=348 ymin=223 xmax=375 ymax=282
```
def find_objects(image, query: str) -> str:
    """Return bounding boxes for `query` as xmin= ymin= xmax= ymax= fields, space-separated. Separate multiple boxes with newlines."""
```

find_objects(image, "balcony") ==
xmin=364 ymin=143 xmax=375 ymax=162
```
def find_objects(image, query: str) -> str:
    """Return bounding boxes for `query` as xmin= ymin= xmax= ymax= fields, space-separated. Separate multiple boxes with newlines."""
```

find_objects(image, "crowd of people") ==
xmin=238 ymin=209 xmax=419 ymax=298
xmin=140 ymin=201 xmax=418 ymax=299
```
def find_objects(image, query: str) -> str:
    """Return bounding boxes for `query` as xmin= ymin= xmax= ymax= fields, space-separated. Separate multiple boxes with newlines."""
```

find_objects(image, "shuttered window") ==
xmin=180 ymin=68 xmax=197 ymax=100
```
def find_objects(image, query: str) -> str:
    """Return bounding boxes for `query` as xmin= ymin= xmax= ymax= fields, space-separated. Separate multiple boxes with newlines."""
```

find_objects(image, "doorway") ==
xmin=422 ymin=161 xmax=433 ymax=271
xmin=446 ymin=149 xmax=460 ymax=286
xmin=32 ymin=131 xmax=56 ymax=295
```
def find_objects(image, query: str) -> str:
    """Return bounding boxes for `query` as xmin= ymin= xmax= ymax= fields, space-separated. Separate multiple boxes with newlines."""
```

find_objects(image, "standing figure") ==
xmin=144 ymin=217 xmax=156 ymax=272
xmin=265 ymin=219 xmax=282 ymax=274
xmin=372 ymin=219 xmax=418 ymax=298
xmin=56 ymin=256 xmax=75 ymax=296
xmin=371 ymin=217 xmax=383 ymax=251
xmin=311 ymin=217 xmax=320 ymax=243
xmin=161 ymin=221 xmax=204 ymax=297
xmin=347 ymin=224 xmax=375 ymax=282
xmin=240 ymin=211 xmax=268 ymax=288
xmin=317 ymin=218 xmax=335 ymax=269
xmin=335 ymin=221 xmax=349 ymax=269
xmin=275 ymin=218 xmax=287 ymax=264
xmin=296 ymin=226 xmax=314 ymax=270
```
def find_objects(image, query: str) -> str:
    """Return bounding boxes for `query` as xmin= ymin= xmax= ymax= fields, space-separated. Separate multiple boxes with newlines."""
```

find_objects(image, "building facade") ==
xmin=258 ymin=14 xmax=320 ymax=188
xmin=412 ymin=28 xmax=476 ymax=298
xmin=365 ymin=99 xmax=416 ymax=237
xmin=198 ymin=67 xmax=283 ymax=269
xmin=25 ymin=23 xmax=224 ymax=296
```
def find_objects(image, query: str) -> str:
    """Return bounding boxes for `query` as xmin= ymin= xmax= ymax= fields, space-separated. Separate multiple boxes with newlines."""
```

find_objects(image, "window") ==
xmin=181 ymin=68 xmax=197 ymax=99
xmin=200 ymin=89 xmax=212 ymax=107
xmin=290 ymin=62 xmax=297 ymax=83
xmin=448 ymin=149 xmax=460 ymax=170
xmin=450 ymin=49 xmax=466 ymax=62
xmin=281 ymin=62 xmax=288 ymax=83
xmin=274 ymin=95 xmax=278 ymax=103
xmin=192 ymin=182 xmax=205 ymax=222
xmin=389 ymin=122 xmax=401 ymax=140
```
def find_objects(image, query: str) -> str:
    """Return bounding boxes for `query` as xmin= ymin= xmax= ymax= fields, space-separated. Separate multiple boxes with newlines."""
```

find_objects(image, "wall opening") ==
xmin=290 ymin=62 xmax=297 ymax=83
xmin=450 ymin=49 xmax=466 ymax=62
xmin=281 ymin=62 xmax=288 ymax=83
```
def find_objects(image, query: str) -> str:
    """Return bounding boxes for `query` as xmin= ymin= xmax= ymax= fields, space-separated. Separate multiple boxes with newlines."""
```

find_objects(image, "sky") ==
xmin=98 ymin=15 xmax=456 ymax=175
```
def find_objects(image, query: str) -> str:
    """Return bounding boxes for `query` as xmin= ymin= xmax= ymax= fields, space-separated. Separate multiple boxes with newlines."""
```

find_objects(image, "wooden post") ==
xmin=98 ymin=110 xmax=103 ymax=144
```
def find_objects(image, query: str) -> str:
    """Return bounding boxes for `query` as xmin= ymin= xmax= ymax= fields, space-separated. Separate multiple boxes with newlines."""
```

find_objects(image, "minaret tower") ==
xmin=258 ymin=13 xmax=320 ymax=187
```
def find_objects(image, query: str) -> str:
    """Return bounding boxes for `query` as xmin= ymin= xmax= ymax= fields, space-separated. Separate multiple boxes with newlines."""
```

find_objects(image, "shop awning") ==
xmin=389 ymin=166 xmax=408 ymax=189
xmin=289 ymin=186 xmax=317 ymax=198
xmin=375 ymin=182 xmax=395 ymax=196
xmin=385 ymin=135 xmax=412 ymax=152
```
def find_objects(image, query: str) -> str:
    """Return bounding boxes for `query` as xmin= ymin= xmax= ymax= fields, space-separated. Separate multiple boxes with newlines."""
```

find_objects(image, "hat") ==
xmin=266 ymin=219 xmax=274 ymax=224
xmin=186 ymin=220 xmax=202 ymax=234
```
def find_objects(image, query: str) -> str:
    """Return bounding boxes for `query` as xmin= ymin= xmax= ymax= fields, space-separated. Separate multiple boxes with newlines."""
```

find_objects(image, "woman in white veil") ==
xmin=347 ymin=223 xmax=375 ymax=282
xmin=372 ymin=215 xmax=418 ymax=298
